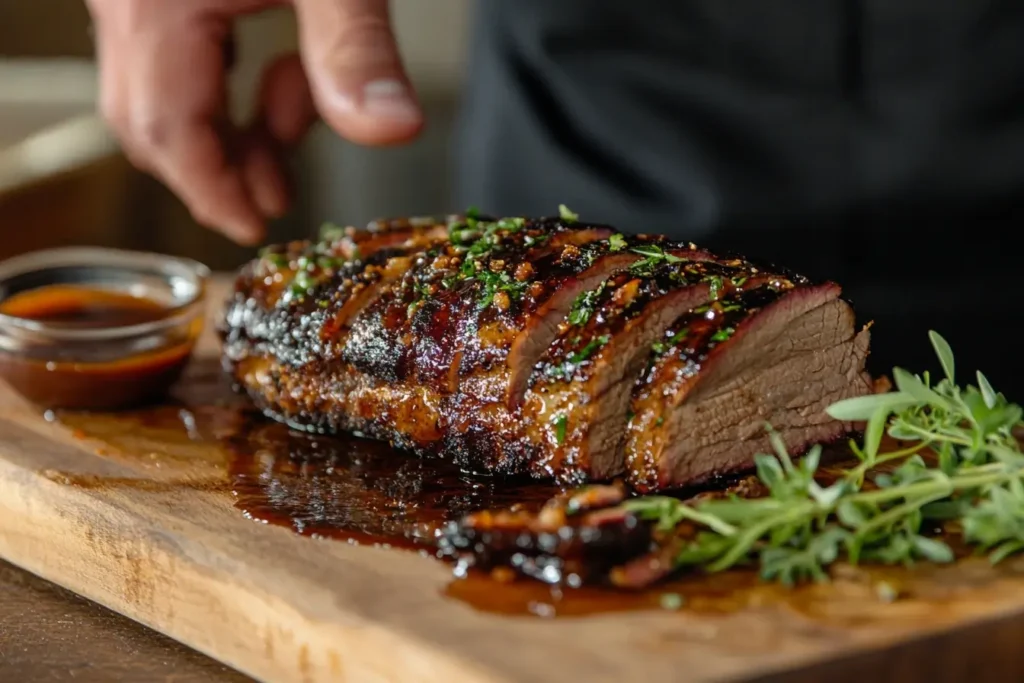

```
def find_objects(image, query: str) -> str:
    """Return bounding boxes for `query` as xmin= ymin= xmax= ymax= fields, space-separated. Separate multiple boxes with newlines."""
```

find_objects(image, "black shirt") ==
xmin=453 ymin=0 xmax=1024 ymax=393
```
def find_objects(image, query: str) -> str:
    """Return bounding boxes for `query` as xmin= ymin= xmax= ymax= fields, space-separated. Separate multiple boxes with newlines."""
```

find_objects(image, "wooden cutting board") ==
xmin=4 ymin=278 xmax=1024 ymax=683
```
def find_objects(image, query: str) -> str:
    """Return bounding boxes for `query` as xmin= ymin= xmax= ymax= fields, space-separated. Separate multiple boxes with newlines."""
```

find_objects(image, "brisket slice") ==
xmin=340 ymin=217 xmax=619 ymax=386
xmin=518 ymin=261 xmax=783 ymax=484
xmin=625 ymin=281 xmax=872 ymax=492
xmin=436 ymin=483 xmax=654 ymax=585
xmin=437 ymin=239 xmax=715 ymax=474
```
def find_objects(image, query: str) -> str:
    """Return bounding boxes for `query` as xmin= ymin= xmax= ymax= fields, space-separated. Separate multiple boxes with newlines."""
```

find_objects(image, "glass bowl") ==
xmin=0 ymin=246 xmax=210 ymax=410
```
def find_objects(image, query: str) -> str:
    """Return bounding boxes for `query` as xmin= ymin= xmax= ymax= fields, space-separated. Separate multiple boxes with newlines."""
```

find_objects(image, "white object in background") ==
xmin=0 ymin=59 xmax=117 ymax=195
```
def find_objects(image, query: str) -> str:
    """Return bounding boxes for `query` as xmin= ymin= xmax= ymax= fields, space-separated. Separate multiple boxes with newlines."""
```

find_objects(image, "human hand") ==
xmin=85 ymin=0 xmax=423 ymax=245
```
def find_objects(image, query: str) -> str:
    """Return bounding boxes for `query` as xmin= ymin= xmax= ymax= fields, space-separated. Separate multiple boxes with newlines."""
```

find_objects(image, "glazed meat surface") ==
xmin=221 ymin=212 xmax=872 ymax=490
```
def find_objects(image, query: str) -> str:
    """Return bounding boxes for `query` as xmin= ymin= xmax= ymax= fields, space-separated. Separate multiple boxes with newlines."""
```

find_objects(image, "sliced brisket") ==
xmin=625 ymin=280 xmax=872 ymax=492
xmin=518 ymin=260 xmax=777 ymax=484
xmin=222 ymin=212 xmax=873 ymax=490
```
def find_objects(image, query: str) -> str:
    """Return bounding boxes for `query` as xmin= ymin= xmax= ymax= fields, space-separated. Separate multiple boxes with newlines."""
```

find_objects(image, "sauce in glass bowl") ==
xmin=0 ymin=247 xmax=210 ymax=410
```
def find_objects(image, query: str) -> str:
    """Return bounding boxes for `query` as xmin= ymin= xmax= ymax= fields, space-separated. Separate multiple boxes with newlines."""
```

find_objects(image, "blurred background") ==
xmin=0 ymin=0 xmax=471 ymax=271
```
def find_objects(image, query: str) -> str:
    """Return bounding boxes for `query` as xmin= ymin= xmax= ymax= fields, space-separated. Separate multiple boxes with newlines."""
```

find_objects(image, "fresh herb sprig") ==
xmin=622 ymin=331 xmax=1024 ymax=585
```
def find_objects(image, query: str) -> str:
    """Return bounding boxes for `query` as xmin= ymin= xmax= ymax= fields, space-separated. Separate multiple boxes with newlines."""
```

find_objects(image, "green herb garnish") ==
xmin=262 ymin=252 xmax=289 ymax=269
xmin=554 ymin=414 xmax=568 ymax=444
xmin=568 ymin=335 xmax=610 ymax=364
xmin=450 ymin=211 xmax=532 ymax=298
xmin=629 ymin=245 xmax=684 ymax=276
xmin=319 ymin=222 xmax=345 ymax=242
xmin=706 ymin=274 xmax=724 ymax=300
xmin=559 ymin=204 xmax=579 ymax=222
xmin=287 ymin=269 xmax=317 ymax=299
xmin=615 ymin=331 xmax=1024 ymax=586
xmin=476 ymin=270 xmax=529 ymax=309
xmin=608 ymin=234 xmax=627 ymax=252
xmin=709 ymin=326 xmax=735 ymax=343
xmin=568 ymin=283 xmax=607 ymax=326
xmin=651 ymin=327 xmax=689 ymax=355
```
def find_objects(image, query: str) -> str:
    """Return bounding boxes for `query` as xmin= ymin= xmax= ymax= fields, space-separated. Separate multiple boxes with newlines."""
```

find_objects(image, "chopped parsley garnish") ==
xmin=316 ymin=255 xmax=345 ymax=270
xmin=558 ymin=204 xmax=579 ymax=222
xmin=495 ymin=217 xmax=527 ymax=231
xmin=553 ymin=414 xmax=568 ymax=444
xmin=262 ymin=252 xmax=289 ymax=269
xmin=288 ymin=269 xmax=317 ymax=298
xmin=608 ymin=233 xmax=627 ymax=252
xmin=450 ymin=227 xmax=481 ymax=245
xmin=406 ymin=281 xmax=436 ymax=317
xmin=544 ymin=334 xmax=610 ymax=380
xmin=706 ymin=274 xmax=724 ymax=300
xmin=568 ymin=335 xmax=610 ymax=364
xmin=477 ymin=270 xmax=529 ymax=309
xmin=319 ymin=222 xmax=345 ymax=242
xmin=651 ymin=327 xmax=689 ymax=355
xmin=568 ymin=283 xmax=607 ymax=326
xmin=629 ymin=244 xmax=684 ymax=276
xmin=710 ymin=326 xmax=736 ymax=343
xmin=454 ymin=212 xmax=531 ymax=285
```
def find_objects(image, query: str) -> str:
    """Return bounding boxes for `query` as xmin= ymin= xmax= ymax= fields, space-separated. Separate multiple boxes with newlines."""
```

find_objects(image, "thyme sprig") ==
xmin=622 ymin=331 xmax=1024 ymax=585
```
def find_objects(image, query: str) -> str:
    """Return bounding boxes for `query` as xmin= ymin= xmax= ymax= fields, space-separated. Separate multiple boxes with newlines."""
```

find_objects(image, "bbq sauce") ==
xmin=50 ymin=386 xmax=950 ymax=621
xmin=0 ymin=285 xmax=200 ymax=410
xmin=225 ymin=415 xmax=563 ymax=548
xmin=0 ymin=285 xmax=170 ymax=326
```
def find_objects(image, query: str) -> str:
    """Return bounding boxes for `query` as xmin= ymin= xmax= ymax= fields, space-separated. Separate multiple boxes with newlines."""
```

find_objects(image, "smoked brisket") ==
xmin=221 ymin=213 xmax=871 ymax=490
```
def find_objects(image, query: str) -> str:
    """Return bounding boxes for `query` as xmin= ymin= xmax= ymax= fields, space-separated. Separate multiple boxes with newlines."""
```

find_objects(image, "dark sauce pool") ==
xmin=225 ymin=417 xmax=563 ymax=549
xmin=50 ymin=383 xmax=938 ymax=619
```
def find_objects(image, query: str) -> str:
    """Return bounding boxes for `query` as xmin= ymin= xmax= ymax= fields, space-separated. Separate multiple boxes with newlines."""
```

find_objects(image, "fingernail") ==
xmin=360 ymin=79 xmax=421 ymax=121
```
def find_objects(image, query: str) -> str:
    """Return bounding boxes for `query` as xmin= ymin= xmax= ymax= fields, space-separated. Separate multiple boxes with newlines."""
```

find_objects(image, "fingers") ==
xmin=234 ymin=53 xmax=317 ymax=222
xmin=258 ymin=53 xmax=318 ymax=145
xmin=130 ymin=19 xmax=265 ymax=244
xmin=240 ymin=127 xmax=291 ymax=220
xmin=87 ymin=0 xmax=423 ymax=246
xmin=88 ymin=0 xmax=266 ymax=244
xmin=292 ymin=0 xmax=424 ymax=145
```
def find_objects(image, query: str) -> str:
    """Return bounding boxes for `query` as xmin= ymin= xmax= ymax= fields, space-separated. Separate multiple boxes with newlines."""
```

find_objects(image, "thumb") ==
xmin=292 ymin=0 xmax=423 ymax=146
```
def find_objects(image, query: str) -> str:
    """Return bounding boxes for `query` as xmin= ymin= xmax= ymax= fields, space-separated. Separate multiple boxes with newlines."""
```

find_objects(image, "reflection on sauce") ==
xmin=226 ymin=417 xmax=564 ymax=548
xmin=0 ymin=285 xmax=201 ymax=410
xmin=443 ymin=562 xmax=933 ymax=622
xmin=1 ymin=285 xmax=170 ymax=327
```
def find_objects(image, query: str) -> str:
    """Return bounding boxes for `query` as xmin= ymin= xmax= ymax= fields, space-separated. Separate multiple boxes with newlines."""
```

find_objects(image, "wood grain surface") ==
xmin=0 ymin=559 xmax=251 ymax=682
xmin=4 ymin=279 xmax=1024 ymax=682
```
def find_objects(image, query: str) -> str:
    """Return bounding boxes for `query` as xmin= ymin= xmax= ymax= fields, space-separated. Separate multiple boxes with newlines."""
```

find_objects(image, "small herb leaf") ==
xmin=929 ymin=330 xmax=955 ymax=382
xmin=977 ymin=371 xmax=998 ymax=410
xmin=559 ymin=204 xmax=579 ymax=222
xmin=825 ymin=392 xmax=914 ymax=422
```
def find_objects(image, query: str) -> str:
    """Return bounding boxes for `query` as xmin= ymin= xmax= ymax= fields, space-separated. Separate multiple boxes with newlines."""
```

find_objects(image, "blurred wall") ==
xmin=0 ymin=0 xmax=471 ymax=270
